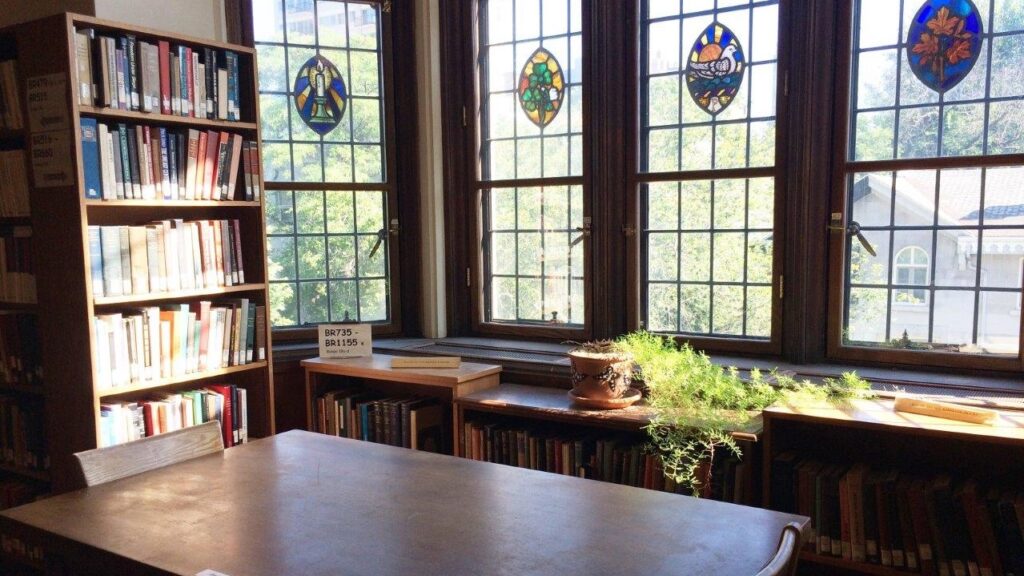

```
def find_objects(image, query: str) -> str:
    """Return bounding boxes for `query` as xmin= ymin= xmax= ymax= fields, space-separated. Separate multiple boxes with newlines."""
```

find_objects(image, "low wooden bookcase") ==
xmin=762 ymin=398 xmax=1024 ymax=576
xmin=455 ymin=383 xmax=762 ymax=503
xmin=301 ymin=354 xmax=502 ymax=455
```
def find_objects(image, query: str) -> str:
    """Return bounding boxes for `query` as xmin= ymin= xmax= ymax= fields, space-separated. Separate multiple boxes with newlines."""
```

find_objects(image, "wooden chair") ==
xmin=74 ymin=420 xmax=224 ymax=487
xmin=755 ymin=522 xmax=804 ymax=576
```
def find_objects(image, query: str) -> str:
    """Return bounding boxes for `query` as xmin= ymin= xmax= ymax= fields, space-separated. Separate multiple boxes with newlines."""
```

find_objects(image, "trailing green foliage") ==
xmin=615 ymin=331 xmax=873 ymax=496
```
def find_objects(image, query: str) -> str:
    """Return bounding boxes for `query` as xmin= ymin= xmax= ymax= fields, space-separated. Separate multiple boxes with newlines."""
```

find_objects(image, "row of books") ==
xmin=0 ymin=60 xmax=21 ymax=130
xmin=0 ymin=479 xmax=40 ymax=512
xmin=94 ymin=300 xmax=266 ymax=390
xmin=460 ymin=419 xmax=749 ymax=502
xmin=0 ymin=396 xmax=46 ymax=472
xmin=0 ymin=228 xmax=33 ymax=304
xmin=74 ymin=29 xmax=242 ymax=121
xmin=0 ymin=314 xmax=41 ymax=387
xmin=88 ymin=219 xmax=247 ymax=299
xmin=313 ymin=389 xmax=444 ymax=453
xmin=771 ymin=453 xmax=1024 ymax=576
xmin=0 ymin=150 xmax=28 ymax=217
xmin=81 ymin=119 xmax=261 ymax=202
xmin=99 ymin=384 xmax=247 ymax=449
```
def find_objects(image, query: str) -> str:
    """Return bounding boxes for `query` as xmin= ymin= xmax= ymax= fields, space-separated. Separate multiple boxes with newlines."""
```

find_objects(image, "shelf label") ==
xmin=318 ymin=324 xmax=372 ymax=359
xmin=26 ymin=73 xmax=70 ymax=133
xmin=29 ymin=130 xmax=73 ymax=188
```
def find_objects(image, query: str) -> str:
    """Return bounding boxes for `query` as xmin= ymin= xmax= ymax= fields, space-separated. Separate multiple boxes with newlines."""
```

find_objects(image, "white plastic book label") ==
xmin=318 ymin=324 xmax=372 ymax=359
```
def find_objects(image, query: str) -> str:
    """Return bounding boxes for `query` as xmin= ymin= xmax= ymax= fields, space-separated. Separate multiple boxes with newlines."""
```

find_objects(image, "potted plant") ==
xmin=567 ymin=340 xmax=641 ymax=408
xmin=615 ymin=331 xmax=872 ymax=496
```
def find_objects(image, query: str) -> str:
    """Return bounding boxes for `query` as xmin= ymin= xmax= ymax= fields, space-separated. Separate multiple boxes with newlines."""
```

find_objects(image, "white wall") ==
xmin=94 ymin=0 xmax=226 ymax=41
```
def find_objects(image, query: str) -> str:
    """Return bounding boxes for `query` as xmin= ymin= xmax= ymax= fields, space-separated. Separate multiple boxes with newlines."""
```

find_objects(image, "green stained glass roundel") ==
xmin=518 ymin=48 xmax=566 ymax=128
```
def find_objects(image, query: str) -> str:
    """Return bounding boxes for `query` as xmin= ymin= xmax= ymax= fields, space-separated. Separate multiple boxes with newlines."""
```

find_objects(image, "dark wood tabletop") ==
xmin=0 ymin=431 xmax=808 ymax=576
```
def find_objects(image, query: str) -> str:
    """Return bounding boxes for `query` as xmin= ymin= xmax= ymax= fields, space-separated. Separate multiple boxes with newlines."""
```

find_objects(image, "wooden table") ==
xmin=1 ymin=431 xmax=808 ymax=576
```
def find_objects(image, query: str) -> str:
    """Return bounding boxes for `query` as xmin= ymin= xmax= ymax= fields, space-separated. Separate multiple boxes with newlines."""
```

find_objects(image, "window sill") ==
xmin=273 ymin=336 xmax=1024 ymax=409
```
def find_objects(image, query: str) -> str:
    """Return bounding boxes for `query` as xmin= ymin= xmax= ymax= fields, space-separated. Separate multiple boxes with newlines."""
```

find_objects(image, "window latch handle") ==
xmin=828 ymin=218 xmax=877 ymax=257
xmin=570 ymin=217 xmax=591 ymax=248
xmin=368 ymin=228 xmax=387 ymax=258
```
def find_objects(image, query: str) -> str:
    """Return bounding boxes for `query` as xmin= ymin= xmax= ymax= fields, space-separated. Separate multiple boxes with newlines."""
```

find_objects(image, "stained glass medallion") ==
xmin=517 ymin=48 xmax=566 ymax=128
xmin=686 ymin=22 xmax=746 ymax=116
xmin=906 ymin=0 xmax=983 ymax=93
xmin=293 ymin=54 xmax=348 ymax=136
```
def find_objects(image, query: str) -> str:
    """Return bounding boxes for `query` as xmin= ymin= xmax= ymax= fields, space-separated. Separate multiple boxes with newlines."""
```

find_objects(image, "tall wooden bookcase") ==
xmin=4 ymin=13 xmax=275 ymax=493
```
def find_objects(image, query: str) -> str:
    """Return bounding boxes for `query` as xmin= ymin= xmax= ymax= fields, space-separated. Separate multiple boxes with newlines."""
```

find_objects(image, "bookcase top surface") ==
xmin=302 ymin=354 xmax=502 ymax=386
xmin=458 ymin=383 xmax=762 ymax=440
xmin=765 ymin=397 xmax=1024 ymax=442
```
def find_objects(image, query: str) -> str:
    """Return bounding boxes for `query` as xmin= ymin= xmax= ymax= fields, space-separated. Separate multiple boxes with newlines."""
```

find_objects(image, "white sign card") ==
xmin=318 ymin=324 xmax=372 ymax=359
xmin=29 ymin=130 xmax=74 ymax=188
xmin=26 ymin=73 xmax=70 ymax=133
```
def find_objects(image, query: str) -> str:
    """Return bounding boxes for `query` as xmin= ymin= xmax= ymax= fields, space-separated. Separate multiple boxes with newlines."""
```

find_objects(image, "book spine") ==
xmin=79 ymin=118 xmax=102 ymax=200
xmin=88 ymin=226 xmax=104 ymax=298
xmin=126 ymin=34 xmax=139 ymax=110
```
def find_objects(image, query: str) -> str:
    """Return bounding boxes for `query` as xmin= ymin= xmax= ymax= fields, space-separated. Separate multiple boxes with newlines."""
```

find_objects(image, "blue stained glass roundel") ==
xmin=906 ymin=0 xmax=983 ymax=93
xmin=685 ymin=22 xmax=746 ymax=116
xmin=293 ymin=54 xmax=348 ymax=136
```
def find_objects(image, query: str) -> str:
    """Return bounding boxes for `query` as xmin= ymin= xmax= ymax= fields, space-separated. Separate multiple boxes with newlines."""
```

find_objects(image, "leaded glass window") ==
xmin=478 ymin=0 xmax=586 ymax=327
xmin=840 ymin=0 xmax=1024 ymax=358
xmin=640 ymin=0 xmax=780 ymax=342
xmin=253 ymin=0 xmax=396 ymax=328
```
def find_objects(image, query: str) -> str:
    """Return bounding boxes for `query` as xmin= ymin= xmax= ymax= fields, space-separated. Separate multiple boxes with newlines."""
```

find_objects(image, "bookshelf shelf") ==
xmin=93 ymin=283 xmax=266 ymax=306
xmin=0 ymin=302 xmax=37 ymax=311
xmin=0 ymin=463 xmax=49 ymax=483
xmin=799 ymin=552 xmax=909 ymax=576
xmin=0 ymin=216 xmax=31 ymax=224
xmin=0 ymin=382 xmax=43 ymax=395
xmin=84 ymin=199 xmax=261 ymax=208
xmin=1 ymin=12 xmax=276 ymax=492
xmin=79 ymin=106 xmax=258 ymax=131
xmin=95 ymin=361 xmax=268 ymax=399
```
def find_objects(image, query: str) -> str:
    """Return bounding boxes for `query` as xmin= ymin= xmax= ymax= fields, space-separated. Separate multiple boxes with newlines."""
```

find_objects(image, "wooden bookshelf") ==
xmin=762 ymin=398 xmax=1024 ymax=576
xmin=2 ymin=13 xmax=275 ymax=493
xmin=454 ymin=383 xmax=762 ymax=503
xmin=302 ymin=354 xmax=502 ymax=456
xmin=93 ymin=282 xmax=266 ymax=306
xmin=0 ymin=464 xmax=48 ymax=484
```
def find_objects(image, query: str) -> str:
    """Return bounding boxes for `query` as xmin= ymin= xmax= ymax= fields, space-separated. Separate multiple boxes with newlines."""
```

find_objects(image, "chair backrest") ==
xmin=755 ymin=522 xmax=804 ymax=576
xmin=74 ymin=420 xmax=224 ymax=487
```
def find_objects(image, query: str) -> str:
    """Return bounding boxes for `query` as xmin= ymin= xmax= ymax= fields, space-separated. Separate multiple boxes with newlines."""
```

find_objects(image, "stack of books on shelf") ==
xmin=0 ymin=479 xmax=41 ymax=511
xmin=0 ymin=314 xmax=41 ymax=387
xmin=0 ymin=151 xmax=29 ymax=217
xmin=74 ymin=28 xmax=242 ymax=121
xmin=80 ymin=118 xmax=261 ymax=202
xmin=0 ymin=395 xmax=46 ymax=472
xmin=0 ymin=227 xmax=34 ymax=304
xmin=99 ymin=384 xmax=247 ymax=448
xmin=313 ymin=389 xmax=445 ymax=452
xmin=771 ymin=453 xmax=1024 ymax=575
xmin=93 ymin=299 xmax=266 ymax=390
xmin=0 ymin=60 xmax=22 ymax=131
xmin=460 ymin=418 xmax=748 ymax=501
xmin=88 ymin=218 xmax=247 ymax=298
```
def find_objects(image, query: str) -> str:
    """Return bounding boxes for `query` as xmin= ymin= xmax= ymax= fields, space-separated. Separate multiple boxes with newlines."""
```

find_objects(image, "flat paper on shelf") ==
xmin=30 ymin=131 xmax=74 ymax=187
xmin=318 ymin=324 xmax=371 ymax=359
xmin=26 ymin=73 xmax=70 ymax=132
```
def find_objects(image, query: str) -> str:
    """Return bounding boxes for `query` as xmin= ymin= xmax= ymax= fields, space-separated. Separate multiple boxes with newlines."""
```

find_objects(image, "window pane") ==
xmin=483 ymin=186 xmax=584 ymax=325
xmin=842 ymin=3 xmax=1024 ymax=357
xmin=642 ymin=178 xmax=774 ymax=340
xmin=480 ymin=0 xmax=583 ymax=181
xmin=640 ymin=1 xmax=780 ymax=341
xmin=266 ymin=190 xmax=391 ymax=327
xmin=843 ymin=168 xmax=1024 ymax=355
xmin=254 ymin=1 xmax=393 ymax=327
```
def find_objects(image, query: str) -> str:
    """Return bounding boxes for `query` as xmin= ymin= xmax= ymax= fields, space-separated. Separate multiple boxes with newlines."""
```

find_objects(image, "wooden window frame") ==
xmin=825 ymin=0 xmax=1024 ymax=373
xmin=233 ymin=0 xmax=422 ymax=343
xmin=438 ymin=0 xmax=1024 ymax=382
